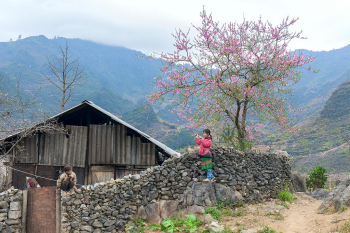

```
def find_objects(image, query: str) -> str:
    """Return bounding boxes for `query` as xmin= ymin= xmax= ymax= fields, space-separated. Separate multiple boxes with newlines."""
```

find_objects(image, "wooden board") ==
xmin=38 ymin=126 xmax=88 ymax=167
xmin=91 ymin=166 xmax=114 ymax=183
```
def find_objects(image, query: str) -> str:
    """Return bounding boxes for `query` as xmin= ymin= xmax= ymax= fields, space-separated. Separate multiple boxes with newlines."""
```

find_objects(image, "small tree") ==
xmin=148 ymin=9 xmax=316 ymax=150
xmin=306 ymin=166 xmax=328 ymax=191
xmin=42 ymin=40 xmax=85 ymax=112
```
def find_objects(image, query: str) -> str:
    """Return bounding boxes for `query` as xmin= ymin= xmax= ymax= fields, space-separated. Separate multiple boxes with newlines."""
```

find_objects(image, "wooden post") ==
xmin=22 ymin=190 xmax=28 ymax=233
xmin=56 ymin=189 xmax=61 ymax=233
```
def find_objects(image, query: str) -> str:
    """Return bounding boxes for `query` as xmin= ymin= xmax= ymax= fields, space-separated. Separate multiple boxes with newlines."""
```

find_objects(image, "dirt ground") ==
xmin=145 ymin=192 xmax=350 ymax=233
xmin=222 ymin=192 xmax=349 ymax=233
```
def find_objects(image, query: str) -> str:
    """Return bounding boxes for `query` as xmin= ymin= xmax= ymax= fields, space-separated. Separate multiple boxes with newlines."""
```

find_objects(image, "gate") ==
xmin=26 ymin=187 xmax=60 ymax=233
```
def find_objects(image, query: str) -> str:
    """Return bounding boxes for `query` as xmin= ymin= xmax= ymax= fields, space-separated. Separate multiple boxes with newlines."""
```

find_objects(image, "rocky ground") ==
xmin=142 ymin=192 xmax=350 ymax=233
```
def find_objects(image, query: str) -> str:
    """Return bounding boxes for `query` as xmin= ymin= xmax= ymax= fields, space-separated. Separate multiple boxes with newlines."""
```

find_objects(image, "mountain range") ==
xmin=1 ymin=35 xmax=350 ymax=170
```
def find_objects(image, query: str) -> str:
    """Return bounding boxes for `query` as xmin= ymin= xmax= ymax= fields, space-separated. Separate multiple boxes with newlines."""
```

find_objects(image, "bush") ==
xmin=306 ymin=166 xmax=329 ymax=191
xmin=257 ymin=226 xmax=276 ymax=233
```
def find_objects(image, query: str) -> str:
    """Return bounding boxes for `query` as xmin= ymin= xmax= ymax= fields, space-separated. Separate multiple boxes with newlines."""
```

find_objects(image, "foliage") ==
xmin=306 ymin=166 xmax=328 ymax=191
xmin=205 ymin=204 xmax=245 ymax=221
xmin=205 ymin=207 xmax=222 ymax=221
xmin=279 ymin=190 xmax=293 ymax=203
xmin=257 ymin=226 xmax=277 ymax=233
xmin=183 ymin=213 xmax=202 ymax=233
xmin=341 ymin=205 xmax=348 ymax=212
xmin=148 ymin=8 xmax=316 ymax=150
xmin=275 ymin=200 xmax=289 ymax=209
xmin=150 ymin=213 xmax=202 ymax=233
xmin=126 ymin=218 xmax=147 ymax=233
xmin=278 ymin=182 xmax=294 ymax=202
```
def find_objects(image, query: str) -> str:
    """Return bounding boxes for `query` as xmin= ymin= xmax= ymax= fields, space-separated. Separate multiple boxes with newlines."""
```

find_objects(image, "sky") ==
xmin=0 ymin=0 xmax=350 ymax=54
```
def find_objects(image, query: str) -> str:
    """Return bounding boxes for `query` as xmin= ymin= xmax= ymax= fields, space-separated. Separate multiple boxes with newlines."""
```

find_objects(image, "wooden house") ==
xmin=4 ymin=100 xmax=179 ymax=189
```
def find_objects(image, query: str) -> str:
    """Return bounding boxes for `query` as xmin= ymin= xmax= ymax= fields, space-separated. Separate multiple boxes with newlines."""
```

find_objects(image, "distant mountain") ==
xmin=276 ymin=76 xmax=350 ymax=172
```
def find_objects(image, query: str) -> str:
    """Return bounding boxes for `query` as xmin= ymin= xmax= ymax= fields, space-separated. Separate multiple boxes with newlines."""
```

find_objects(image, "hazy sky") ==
xmin=1 ymin=0 xmax=349 ymax=54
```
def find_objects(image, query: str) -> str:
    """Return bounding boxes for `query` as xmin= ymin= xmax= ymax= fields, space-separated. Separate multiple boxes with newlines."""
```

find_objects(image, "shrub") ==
xmin=306 ymin=166 xmax=328 ymax=191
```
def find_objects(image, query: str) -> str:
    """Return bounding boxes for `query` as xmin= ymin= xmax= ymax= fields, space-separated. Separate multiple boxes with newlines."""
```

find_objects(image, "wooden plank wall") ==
xmin=89 ymin=124 xmax=156 ymax=166
xmin=38 ymin=126 xmax=88 ymax=167
xmin=15 ymin=136 xmax=38 ymax=164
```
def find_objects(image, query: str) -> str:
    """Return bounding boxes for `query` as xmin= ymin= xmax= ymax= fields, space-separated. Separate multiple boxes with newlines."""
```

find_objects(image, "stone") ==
xmin=80 ymin=225 xmax=94 ymax=232
xmin=9 ymin=202 xmax=21 ymax=211
xmin=241 ymin=230 xmax=258 ymax=233
xmin=104 ymin=220 xmax=115 ymax=227
xmin=202 ymin=214 xmax=215 ymax=224
xmin=309 ymin=189 xmax=330 ymax=200
xmin=8 ymin=210 xmax=21 ymax=219
xmin=207 ymin=221 xmax=225 ymax=232
xmin=0 ymin=201 xmax=9 ymax=209
xmin=5 ymin=219 xmax=21 ymax=225
xmin=145 ymin=202 xmax=161 ymax=224
xmin=318 ymin=176 xmax=350 ymax=212
xmin=291 ymin=172 xmax=307 ymax=192
xmin=160 ymin=200 xmax=179 ymax=219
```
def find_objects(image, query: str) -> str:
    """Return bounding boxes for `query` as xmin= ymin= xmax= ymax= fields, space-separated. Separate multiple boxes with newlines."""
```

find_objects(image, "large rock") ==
xmin=181 ymin=182 xmax=243 ymax=207
xmin=318 ymin=175 xmax=350 ymax=212
xmin=309 ymin=189 xmax=330 ymax=200
xmin=291 ymin=172 xmax=307 ymax=192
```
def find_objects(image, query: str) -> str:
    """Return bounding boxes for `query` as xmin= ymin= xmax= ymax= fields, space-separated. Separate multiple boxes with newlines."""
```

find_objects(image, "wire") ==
xmin=5 ymin=165 xmax=84 ymax=186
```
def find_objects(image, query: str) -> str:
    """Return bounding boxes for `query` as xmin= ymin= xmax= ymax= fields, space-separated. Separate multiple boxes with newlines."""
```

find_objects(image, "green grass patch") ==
xmin=257 ymin=225 xmax=277 ymax=233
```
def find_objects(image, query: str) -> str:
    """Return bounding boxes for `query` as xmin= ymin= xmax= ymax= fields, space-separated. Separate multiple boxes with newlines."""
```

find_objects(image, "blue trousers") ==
xmin=207 ymin=168 xmax=215 ymax=180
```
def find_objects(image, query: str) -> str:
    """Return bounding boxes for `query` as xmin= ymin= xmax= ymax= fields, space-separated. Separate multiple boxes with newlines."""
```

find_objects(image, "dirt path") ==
xmin=223 ymin=192 xmax=350 ymax=233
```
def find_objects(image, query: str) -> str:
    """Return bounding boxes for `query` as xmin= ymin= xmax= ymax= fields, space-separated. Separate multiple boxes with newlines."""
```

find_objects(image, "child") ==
xmin=24 ymin=176 xmax=40 ymax=189
xmin=57 ymin=164 xmax=77 ymax=192
xmin=195 ymin=129 xmax=215 ymax=182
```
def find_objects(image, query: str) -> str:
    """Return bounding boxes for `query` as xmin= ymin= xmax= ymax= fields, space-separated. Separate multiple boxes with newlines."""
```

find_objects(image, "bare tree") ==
xmin=0 ymin=74 xmax=65 ymax=191
xmin=42 ymin=40 xmax=85 ymax=112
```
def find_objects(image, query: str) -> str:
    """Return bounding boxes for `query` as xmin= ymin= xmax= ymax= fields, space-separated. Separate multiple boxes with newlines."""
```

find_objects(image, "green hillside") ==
xmin=273 ymin=74 xmax=350 ymax=172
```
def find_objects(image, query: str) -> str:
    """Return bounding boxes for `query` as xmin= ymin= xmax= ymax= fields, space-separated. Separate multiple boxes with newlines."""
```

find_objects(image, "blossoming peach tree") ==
xmin=147 ymin=9 xmax=316 ymax=150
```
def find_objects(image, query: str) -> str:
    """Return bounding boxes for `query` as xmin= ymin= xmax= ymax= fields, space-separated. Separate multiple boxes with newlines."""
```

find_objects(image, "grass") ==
xmin=264 ymin=212 xmax=284 ymax=220
xmin=257 ymin=225 xmax=277 ymax=233
xmin=279 ymin=189 xmax=293 ymax=203
xmin=341 ymin=205 xmax=348 ymax=212
xmin=275 ymin=200 xmax=290 ymax=209
xmin=205 ymin=207 xmax=222 ymax=221
xmin=205 ymin=206 xmax=245 ymax=221
xmin=331 ymin=222 xmax=350 ymax=232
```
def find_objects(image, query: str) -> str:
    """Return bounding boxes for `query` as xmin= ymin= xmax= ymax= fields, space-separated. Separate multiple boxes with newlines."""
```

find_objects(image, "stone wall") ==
xmin=0 ymin=188 xmax=23 ymax=233
xmin=62 ymin=147 xmax=291 ymax=232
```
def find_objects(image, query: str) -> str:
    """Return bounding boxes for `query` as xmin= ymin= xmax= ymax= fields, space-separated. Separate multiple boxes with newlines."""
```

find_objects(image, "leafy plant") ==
xmin=183 ymin=213 xmax=202 ymax=233
xmin=126 ymin=218 xmax=147 ymax=233
xmin=257 ymin=225 xmax=277 ymax=233
xmin=151 ymin=213 xmax=202 ymax=233
xmin=306 ymin=166 xmax=329 ymax=191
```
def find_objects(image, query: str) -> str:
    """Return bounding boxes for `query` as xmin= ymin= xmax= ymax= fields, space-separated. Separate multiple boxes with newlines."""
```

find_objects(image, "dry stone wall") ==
xmin=62 ymin=147 xmax=291 ymax=232
xmin=0 ymin=188 xmax=23 ymax=233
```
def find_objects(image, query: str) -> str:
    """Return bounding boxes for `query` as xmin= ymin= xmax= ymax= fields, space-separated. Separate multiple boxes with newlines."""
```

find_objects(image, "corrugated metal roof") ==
xmin=5 ymin=100 xmax=180 ymax=157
